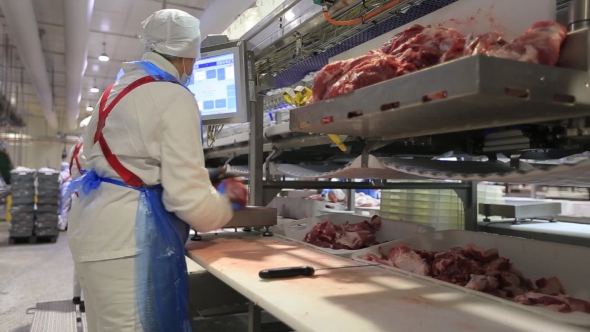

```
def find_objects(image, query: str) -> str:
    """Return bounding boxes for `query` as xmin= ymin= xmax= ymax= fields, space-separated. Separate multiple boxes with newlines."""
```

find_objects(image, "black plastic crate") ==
xmin=11 ymin=189 xmax=35 ymax=198
xmin=11 ymin=196 xmax=35 ymax=205
xmin=35 ymin=228 xmax=59 ymax=237
xmin=37 ymin=187 xmax=60 ymax=197
xmin=36 ymin=181 xmax=60 ymax=190
xmin=36 ymin=196 xmax=59 ymax=205
xmin=36 ymin=212 xmax=58 ymax=223
xmin=11 ymin=204 xmax=35 ymax=214
xmin=36 ymin=204 xmax=59 ymax=213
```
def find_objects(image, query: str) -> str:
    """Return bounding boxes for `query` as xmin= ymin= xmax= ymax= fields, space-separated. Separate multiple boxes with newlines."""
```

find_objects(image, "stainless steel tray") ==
xmin=290 ymin=56 xmax=590 ymax=139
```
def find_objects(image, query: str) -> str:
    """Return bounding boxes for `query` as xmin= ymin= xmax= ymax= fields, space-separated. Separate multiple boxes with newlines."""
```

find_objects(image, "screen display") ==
xmin=188 ymin=52 xmax=237 ymax=118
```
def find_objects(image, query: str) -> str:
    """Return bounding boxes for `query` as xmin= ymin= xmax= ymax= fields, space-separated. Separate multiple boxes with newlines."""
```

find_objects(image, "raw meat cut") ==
xmin=388 ymin=245 xmax=431 ymax=276
xmin=303 ymin=215 xmax=382 ymax=250
xmin=536 ymin=277 xmax=566 ymax=296
xmin=362 ymin=243 xmax=590 ymax=315
xmin=465 ymin=274 xmax=499 ymax=292
xmin=310 ymin=21 xmax=567 ymax=103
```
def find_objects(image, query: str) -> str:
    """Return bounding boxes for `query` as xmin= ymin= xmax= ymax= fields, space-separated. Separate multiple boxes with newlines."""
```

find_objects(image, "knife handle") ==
xmin=259 ymin=266 xmax=315 ymax=279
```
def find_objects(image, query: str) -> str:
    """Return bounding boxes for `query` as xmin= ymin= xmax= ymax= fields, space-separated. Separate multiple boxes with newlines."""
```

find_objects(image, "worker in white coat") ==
xmin=66 ymin=9 xmax=246 ymax=332
xmin=66 ymin=139 xmax=86 ymax=308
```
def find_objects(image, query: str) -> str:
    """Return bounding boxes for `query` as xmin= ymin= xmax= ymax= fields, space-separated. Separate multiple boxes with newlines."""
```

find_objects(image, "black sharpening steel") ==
xmin=259 ymin=265 xmax=380 ymax=279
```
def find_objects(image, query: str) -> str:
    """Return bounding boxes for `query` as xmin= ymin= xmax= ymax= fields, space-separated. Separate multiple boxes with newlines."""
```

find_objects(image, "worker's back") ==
xmin=70 ymin=52 xmax=232 ymax=263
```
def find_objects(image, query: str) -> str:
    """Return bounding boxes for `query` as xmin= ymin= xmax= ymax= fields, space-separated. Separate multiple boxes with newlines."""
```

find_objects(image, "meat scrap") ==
xmin=362 ymin=243 xmax=590 ymax=315
xmin=303 ymin=216 xmax=382 ymax=250
xmin=310 ymin=21 xmax=567 ymax=103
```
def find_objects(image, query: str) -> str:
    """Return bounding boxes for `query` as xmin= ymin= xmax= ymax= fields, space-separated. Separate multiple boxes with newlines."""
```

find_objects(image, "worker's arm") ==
xmin=160 ymin=90 xmax=233 ymax=232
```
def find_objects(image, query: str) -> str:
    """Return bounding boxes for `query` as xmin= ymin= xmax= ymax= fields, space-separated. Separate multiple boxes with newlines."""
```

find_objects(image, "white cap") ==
xmin=141 ymin=9 xmax=201 ymax=59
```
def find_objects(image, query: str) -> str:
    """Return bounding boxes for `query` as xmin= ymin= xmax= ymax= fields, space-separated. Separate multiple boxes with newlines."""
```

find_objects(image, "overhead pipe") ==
xmin=0 ymin=0 xmax=58 ymax=129
xmin=63 ymin=0 xmax=95 ymax=130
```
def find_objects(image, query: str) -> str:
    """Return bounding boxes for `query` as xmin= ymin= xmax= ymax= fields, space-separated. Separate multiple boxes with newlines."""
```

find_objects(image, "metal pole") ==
xmin=249 ymin=93 xmax=263 ymax=206
xmin=463 ymin=181 xmax=478 ymax=231
xmin=162 ymin=0 xmax=167 ymax=9
xmin=3 ymin=31 xmax=7 ymax=97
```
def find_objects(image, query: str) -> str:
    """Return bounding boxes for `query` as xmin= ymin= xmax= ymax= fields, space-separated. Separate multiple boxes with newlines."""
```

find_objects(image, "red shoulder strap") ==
xmin=69 ymin=142 xmax=83 ymax=175
xmin=94 ymin=76 xmax=156 ymax=187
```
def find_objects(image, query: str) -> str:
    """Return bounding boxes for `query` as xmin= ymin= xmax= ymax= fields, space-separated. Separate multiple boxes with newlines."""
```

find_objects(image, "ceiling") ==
xmin=0 ymin=0 xmax=212 ymax=133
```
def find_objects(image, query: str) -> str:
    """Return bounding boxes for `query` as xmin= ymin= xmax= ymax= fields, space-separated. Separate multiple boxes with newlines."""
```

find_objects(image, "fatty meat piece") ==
xmin=388 ymin=245 xmax=431 ymax=276
xmin=465 ymin=274 xmax=499 ymax=292
xmin=536 ymin=276 xmax=566 ymax=296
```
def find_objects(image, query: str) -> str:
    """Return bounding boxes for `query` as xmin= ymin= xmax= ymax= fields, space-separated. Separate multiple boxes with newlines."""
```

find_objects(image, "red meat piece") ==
xmin=478 ymin=21 xmax=567 ymax=66
xmin=465 ymin=274 xmax=500 ymax=292
xmin=309 ymin=21 xmax=567 ymax=103
xmin=303 ymin=218 xmax=381 ymax=250
xmin=514 ymin=292 xmax=573 ymax=313
xmin=364 ymin=253 xmax=395 ymax=267
xmin=485 ymin=257 xmax=511 ymax=273
xmin=460 ymin=243 xmax=500 ymax=263
xmin=432 ymin=250 xmax=483 ymax=286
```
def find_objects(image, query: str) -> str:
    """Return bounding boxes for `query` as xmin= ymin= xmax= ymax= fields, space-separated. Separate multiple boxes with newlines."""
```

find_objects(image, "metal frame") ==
xmin=198 ymin=40 xmax=254 ymax=125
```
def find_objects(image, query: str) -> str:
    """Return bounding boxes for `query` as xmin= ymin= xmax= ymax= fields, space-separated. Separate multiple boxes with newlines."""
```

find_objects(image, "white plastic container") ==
xmin=270 ymin=213 xmax=434 ymax=258
xmin=351 ymin=230 xmax=590 ymax=326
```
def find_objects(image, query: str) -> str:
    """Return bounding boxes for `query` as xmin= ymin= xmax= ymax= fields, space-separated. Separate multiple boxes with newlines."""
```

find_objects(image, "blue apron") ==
xmin=67 ymin=61 xmax=195 ymax=332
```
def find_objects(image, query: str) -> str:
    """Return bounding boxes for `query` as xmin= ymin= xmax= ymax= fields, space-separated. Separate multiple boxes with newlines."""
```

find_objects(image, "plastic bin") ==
xmin=36 ymin=213 xmax=58 ymax=223
xmin=36 ymin=204 xmax=58 ymax=213
xmin=270 ymin=213 xmax=434 ymax=258
xmin=37 ymin=187 xmax=60 ymax=197
xmin=11 ymin=196 xmax=35 ymax=205
xmin=36 ymin=196 xmax=59 ymax=205
xmin=352 ymin=230 xmax=590 ymax=327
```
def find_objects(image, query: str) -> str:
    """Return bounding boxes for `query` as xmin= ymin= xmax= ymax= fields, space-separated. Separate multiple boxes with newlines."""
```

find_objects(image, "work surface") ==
xmin=186 ymin=233 xmax=589 ymax=332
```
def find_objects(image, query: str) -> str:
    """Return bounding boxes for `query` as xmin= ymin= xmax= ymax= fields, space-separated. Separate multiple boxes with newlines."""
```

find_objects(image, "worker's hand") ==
xmin=216 ymin=178 xmax=248 ymax=209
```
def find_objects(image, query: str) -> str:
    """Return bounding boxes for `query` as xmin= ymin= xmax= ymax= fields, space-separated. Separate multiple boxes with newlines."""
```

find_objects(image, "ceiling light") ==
xmin=98 ymin=42 xmax=109 ymax=62
xmin=86 ymin=104 xmax=94 ymax=112
xmin=90 ymin=79 xmax=99 ymax=93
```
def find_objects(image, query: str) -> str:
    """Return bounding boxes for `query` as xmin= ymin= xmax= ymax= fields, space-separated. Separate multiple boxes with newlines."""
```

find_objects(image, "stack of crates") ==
xmin=380 ymin=189 xmax=464 ymax=230
xmin=9 ymin=170 xmax=36 ymax=238
xmin=35 ymin=170 xmax=61 ymax=237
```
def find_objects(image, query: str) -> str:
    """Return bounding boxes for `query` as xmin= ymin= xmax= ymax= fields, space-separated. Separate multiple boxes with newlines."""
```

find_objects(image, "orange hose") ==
xmin=323 ymin=0 xmax=401 ymax=26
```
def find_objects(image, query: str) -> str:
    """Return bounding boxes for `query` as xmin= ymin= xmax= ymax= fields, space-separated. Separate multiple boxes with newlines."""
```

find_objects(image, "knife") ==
xmin=207 ymin=167 xmax=243 ymax=184
xmin=259 ymin=264 xmax=380 ymax=279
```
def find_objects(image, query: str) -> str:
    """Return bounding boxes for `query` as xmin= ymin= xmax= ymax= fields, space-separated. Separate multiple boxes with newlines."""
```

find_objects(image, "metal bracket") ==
xmin=265 ymin=149 xmax=283 ymax=180
xmin=225 ymin=153 xmax=236 ymax=166
xmin=361 ymin=140 xmax=380 ymax=168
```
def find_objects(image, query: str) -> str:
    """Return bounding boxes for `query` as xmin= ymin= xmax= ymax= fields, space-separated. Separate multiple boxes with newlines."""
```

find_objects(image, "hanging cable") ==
xmin=322 ymin=0 xmax=400 ymax=26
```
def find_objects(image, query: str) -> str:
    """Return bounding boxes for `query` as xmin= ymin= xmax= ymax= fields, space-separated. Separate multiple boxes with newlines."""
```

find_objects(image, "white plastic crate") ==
xmin=352 ymin=230 xmax=590 ymax=327
xmin=270 ymin=213 xmax=434 ymax=258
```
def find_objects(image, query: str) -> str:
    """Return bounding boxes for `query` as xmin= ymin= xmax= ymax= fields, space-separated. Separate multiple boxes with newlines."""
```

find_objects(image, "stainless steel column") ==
xmin=248 ymin=92 xmax=263 ymax=206
xmin=569 ymin=0 xmax=590 ymax=31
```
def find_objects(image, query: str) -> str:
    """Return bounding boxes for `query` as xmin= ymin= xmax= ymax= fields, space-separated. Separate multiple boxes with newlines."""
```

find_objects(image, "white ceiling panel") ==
xmin=0 ymin=0 xmax=221 ymax=130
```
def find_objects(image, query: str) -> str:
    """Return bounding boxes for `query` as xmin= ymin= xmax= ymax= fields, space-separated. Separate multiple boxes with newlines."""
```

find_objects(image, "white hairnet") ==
xmin=141 ymin=9 xmax=201 ymax=59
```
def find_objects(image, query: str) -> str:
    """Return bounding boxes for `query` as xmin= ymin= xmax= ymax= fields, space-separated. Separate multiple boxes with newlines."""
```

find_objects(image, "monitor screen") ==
xmin=188 ymin=52 xmax=237 ymax=119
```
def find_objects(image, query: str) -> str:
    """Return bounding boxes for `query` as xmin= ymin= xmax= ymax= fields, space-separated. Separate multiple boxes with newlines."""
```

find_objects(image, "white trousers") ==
xmin=75 ymin=256 xmax=143 ymax=332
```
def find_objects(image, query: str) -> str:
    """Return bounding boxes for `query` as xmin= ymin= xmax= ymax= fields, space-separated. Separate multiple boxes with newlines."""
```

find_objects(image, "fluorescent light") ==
xmin=86 ymin=105 xmax=94 ymax=111
xmin=90 ymin=86 xmax=99 ymax=93
xmin=98 ymin=42 xmax=109 ymax=62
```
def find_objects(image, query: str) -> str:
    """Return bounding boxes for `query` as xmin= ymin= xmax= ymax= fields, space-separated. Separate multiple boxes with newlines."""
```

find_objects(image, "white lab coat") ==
xmin=70 ymin=53 xmax=234 ymax=332
xmin=69 ymin=52 xmax=233 ymax=263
